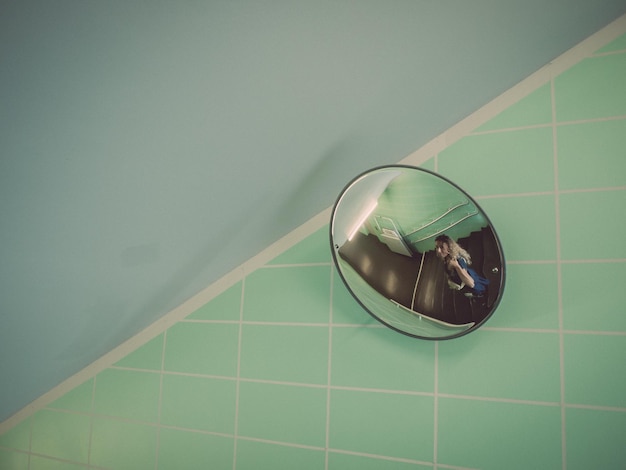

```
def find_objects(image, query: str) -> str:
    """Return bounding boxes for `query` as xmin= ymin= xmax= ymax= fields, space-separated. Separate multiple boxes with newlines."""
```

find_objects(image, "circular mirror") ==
xmin=330 ymin=165 xmax=505 ymax=340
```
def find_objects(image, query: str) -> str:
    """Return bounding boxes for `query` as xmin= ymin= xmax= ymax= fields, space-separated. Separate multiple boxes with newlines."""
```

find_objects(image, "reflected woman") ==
xmin=434 ymin=234 xmax=489 ymax=297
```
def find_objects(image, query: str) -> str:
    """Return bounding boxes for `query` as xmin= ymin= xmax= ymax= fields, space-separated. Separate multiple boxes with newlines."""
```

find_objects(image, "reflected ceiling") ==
xmin=1 ymin=1 xmax=625 ymax=422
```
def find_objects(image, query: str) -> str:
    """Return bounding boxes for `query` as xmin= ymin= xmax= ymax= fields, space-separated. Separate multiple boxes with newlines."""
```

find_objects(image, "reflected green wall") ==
xmin=2 ymin=32 xmax=626 ymax=470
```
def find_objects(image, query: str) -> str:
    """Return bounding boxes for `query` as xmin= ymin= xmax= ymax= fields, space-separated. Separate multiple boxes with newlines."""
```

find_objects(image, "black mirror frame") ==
xmin=329 ymin=164 xmax=506 ymax=341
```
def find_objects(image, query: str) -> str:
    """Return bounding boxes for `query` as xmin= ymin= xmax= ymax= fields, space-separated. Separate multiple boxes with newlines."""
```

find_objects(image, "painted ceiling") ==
xmin=1 ymin=1 xmax=625 ymax=423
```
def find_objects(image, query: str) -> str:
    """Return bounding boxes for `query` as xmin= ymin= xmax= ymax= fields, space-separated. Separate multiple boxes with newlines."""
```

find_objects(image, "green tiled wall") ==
xmin=2 ymin=32 xmax=626 ymax=470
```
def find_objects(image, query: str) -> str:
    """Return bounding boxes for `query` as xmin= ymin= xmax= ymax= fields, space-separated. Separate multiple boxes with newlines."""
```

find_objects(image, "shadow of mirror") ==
xmin=330 ymin=165 xmax=505 ymax=340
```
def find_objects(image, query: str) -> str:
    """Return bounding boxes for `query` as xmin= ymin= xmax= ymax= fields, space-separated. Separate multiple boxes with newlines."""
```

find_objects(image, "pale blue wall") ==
xmin=1 ymin=31 xmax=625 ymax=470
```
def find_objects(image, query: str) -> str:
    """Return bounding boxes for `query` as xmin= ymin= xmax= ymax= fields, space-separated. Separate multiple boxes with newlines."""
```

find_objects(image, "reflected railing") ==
xmin=405 ymin=199 xmax=470 ymax=237
xmin=408 ymin=209 xmax=479 ymax=243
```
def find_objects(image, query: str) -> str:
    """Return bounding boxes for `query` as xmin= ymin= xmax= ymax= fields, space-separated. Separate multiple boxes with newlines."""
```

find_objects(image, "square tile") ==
xmin=267 ymin=226 xmax=332 ymax=265
xmin=90 ymin=417 xmax=156 ymax=470
xmin=478 ymin=195 xmax=557 ymax=262
xmin=559 ymin=190 xmax=626 ymax=260
xmin=114 ymin=334 xmax=164 ymax=370
xmin=437 ymin=398 xmax=562 ymax=469
xmin=419 ymin=158 xmax=436 ymax=172
xmin=329 ymin=389 xmax=434 ymax=462
xmin=438 ymin=329 xmax=561 ymax=402
xmin=30 ymin=455 xmax=86 ymax=469
xmin=487 ymin=263 xmax=559 ymax=329
xmin=243 ymin=266 xmax=331 ymax=323
xmin=93 ymin=369 xmax=160 ymax=422
xmin=330 ymin=326 xmax=434 ymax=392
xmin=562 ymin=262 xmax=626 ymax=332
xmin=240 ymin=324 xmax=328 ymax=384
xmin=235 ymin=439 xmax=325 ymax=470
xmin=557 ymin=120 xmax=626 ymax=190
xmin=160 ymin=374 xmax=236 ymax=434
xmin=186 ymin=282 xmax=242 ymax=321
xmin=158 ymin=427 xmax=233 ymax=470
xmin=555 ymin=54 xmax=626 ymax=121
xmin=564 ymin=334 xmax=626 ymax=408
xmin=164 ymin=322 xmax=239 ymax=377
xmin=565 ymin=407 xmax=626 ymax=470
xmin=237 ymin=381 xmax=327 ymax=447
xmin=475 ymin=83 xmax=552 ymax=132
xmin=31 ymin=410 xmax=90 ymax=463
xmin=438 ymin=127 xmax=555 ymax=197
xmin=332 ymin=268 xmax=377 ymax=325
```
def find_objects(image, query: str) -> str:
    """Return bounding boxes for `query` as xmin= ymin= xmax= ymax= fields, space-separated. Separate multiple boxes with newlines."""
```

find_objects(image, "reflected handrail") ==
xmin=405 ymin=199 xmax=470 ymax=237
xmin=409 ymin=209 xmax=478 ymax=243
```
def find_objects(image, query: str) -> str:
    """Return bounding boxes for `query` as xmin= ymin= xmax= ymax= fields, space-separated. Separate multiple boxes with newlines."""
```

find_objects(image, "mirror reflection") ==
xmin=330 ymin=165 xmax=505 ymax=340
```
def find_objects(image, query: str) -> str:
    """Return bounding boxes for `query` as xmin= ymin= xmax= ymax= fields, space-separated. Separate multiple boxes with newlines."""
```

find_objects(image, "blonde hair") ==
xmin=435 ymin=234 xmax=472 ymax=264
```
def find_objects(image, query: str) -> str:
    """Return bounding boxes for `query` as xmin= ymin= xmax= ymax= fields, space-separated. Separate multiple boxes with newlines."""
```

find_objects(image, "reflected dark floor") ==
xmin=338 ymin=229 xmax=499 ymax=326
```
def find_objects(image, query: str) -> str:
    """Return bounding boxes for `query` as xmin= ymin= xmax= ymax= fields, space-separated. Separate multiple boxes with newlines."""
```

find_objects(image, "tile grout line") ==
xmin=232 ymin=274 xmax=245 ymax=470
xmin=481 ymin=327 xmax=626 ymax=336
xmin=506 ymin=258 xmax=626 ymax=265
xmin=195 ymin=321 xmax=331 ymax=327
xmin=327 ymin=448 xmax=434 ymax=467
xmin=565 ymin=403 xmax=626 ymax=413
xmin=593 ymin=47 xmax=626 ymax=57
xmin=39 ymin=391 xmax=576 ymax=416
xmin=437 ymin=394 xmax=560 ymax=407
xmin=473 ymin=185 xmax=626 ymax=201
xmin=176 ymin=289 xmax=626 ymax=326
xmin=470 ymin=113 xmax=626 ymax=136
xmin=87 ymin=376 xmax=96 ymax=468
xmin=154 ymin=331 xmax=167 ymax=470
xmin=27 ymin=407 xmax=33 ymax=470
xmin=3 ymin=447 xmax=109 ymax=470
xmin=557 ymin=186 xmax=626 ymax=194
xmin=324 ymin=265 xmax=334 ymax=470
xmin=40 ymin=392 xmax=626 ymax=422
xmin=560 ymin=329 xmax=626 ymax=336
xmin=213 ymin=435 xmax=442 ymax=467
xmin=237 ymin=436 xmax=325 ymax=452
xmin=550 ymin=76 xmax=568 ymax=470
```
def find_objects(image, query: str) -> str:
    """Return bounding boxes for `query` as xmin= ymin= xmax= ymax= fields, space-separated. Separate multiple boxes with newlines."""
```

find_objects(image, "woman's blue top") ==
xmin=451 ymin=257 xmax=489 ymax=295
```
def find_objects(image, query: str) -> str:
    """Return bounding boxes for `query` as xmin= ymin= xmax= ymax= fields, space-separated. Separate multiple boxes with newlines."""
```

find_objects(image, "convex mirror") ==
xmin=330 ymin=165 xmax=505 ymax=340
